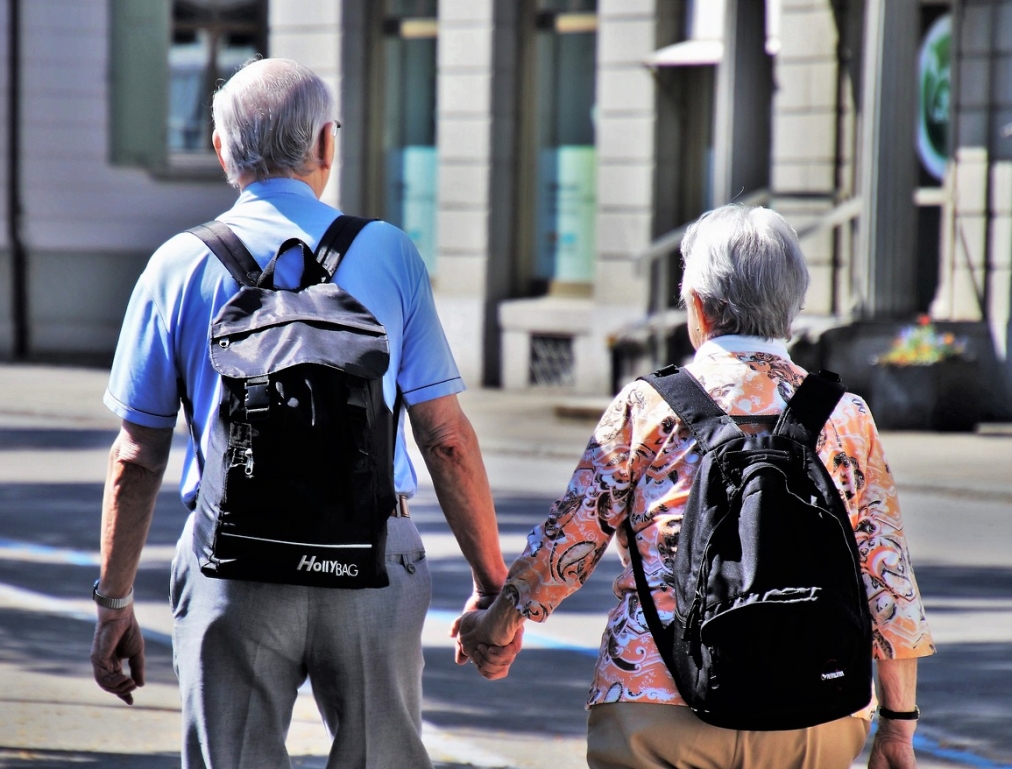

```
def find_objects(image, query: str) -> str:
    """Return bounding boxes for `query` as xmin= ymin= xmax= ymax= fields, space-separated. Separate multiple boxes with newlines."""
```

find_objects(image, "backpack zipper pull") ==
xmin=243 ymin=447 xmax=255 ymax=478
xmin=684 ymin=597 xmax=702 ymax=641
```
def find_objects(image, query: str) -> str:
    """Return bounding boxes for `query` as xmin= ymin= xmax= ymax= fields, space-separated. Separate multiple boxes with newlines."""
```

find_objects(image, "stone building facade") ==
xmin=2 ymin=0 xmax=1010 ymax=407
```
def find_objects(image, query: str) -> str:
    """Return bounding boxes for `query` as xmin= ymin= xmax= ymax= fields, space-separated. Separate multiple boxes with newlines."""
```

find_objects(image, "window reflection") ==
xmin=169 ymin=0 xmax=267 ymax=153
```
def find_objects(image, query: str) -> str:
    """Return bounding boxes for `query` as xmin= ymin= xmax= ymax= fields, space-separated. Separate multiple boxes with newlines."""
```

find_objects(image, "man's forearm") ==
xmin=421 ymin=422 xmax=507 ymax=593
xmin=410 ymin=396 xmax=508 ymax=595
xmin=98 ymin=424 xmax=173 ymax=596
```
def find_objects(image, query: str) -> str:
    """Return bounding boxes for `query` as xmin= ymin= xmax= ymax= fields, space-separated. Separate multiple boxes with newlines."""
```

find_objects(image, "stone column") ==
xmin=434 ymin=0 xmax=503 ymax=387
xmin=769 ymin=0 xmax=843 ymax=317
xmin=270 ymin=1 xmax=343 ymax=208
xmin=594 ymin=0 xmax=655 ymax=314
xmin=856 ymin=0 xmax=920 ymax=318
xmin=991 ymin=161 xmax=1012 ymax=357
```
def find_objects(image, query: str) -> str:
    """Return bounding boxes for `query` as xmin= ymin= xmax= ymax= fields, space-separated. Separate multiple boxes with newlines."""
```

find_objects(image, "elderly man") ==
xmin=91 ymin=57 xmax=510 ymax=769
xmin=457 ymin=205 xmax=935 ymax=769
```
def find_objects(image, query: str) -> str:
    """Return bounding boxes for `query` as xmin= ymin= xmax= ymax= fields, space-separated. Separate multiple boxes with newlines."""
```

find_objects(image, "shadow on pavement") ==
xmin=0 ymin=483 xmax=187 ymax=606
xmin=423 ymin=646 xmax=596 ymax=737
xmin=0 ymin=750 xmax=180 ymax=768
xmin=0 ymin=607 xmax=177 ymax=687
xmin=0 ymin=428 xmax=119 ymax=451
xmin=914 ymin=562 xmax=1012 ymax=601
xmin=911 ymin=563 xmax=1012 ymax=764
xmin=0 ymin=751 xmax=414 ymax=768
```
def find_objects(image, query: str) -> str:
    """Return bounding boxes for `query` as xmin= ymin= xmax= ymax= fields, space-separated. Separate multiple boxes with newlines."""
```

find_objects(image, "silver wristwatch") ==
xmin=92 ymin=579 xmax=134 ymax=609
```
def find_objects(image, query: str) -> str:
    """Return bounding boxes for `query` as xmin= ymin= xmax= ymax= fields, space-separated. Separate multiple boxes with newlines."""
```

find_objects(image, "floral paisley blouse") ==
xmin=504 ymin=336 xmax=936 ymax=715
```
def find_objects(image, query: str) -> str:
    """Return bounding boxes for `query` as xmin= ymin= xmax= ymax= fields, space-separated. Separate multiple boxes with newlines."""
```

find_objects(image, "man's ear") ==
xmin=319 ymin=124 xmax=335 ymax=168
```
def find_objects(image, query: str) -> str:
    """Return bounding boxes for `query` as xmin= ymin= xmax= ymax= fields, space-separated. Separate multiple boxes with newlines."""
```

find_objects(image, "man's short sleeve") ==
xmin=104 ymin=276 xmax=180 ymax=429
xmin=397 ymin=263 xmax=464 ymax=406
xmin=336 ymin=222 xmax=464 ymax=408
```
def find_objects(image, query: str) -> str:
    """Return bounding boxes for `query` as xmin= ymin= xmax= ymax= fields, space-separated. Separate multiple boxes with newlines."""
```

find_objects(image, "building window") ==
xmin=170 ymin=1 xmax=267 ymax=153
xmin=377 ymin=0 xmax=439 ymax=274
xmin=109 ymin=0 xmax=267 ymax=173
xmin=517 ymin=0 xmax=598 ymax=296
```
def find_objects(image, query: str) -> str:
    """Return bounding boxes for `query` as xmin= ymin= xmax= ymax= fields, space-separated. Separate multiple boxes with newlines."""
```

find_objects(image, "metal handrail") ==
xmin=632 ymin=187 xmax=773 ymax=272
xmin=794 ymin=196 xmax=862 ymax=239
xmin=627 ymin=188 xmax=772 ymax=369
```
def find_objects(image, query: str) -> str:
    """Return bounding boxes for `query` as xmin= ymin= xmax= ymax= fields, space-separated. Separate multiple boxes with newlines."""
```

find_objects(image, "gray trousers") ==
xmin=170 ymin=513 xmax=433 ymax=769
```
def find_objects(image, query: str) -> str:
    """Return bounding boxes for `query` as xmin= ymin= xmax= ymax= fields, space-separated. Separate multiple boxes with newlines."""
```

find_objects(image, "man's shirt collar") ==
xmin=238 ymin=177 xmax=316 ymax=204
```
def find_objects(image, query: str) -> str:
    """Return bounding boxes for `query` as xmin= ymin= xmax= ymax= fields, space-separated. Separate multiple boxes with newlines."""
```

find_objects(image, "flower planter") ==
xmin=869 ymin=358 xmax=980 ymax=431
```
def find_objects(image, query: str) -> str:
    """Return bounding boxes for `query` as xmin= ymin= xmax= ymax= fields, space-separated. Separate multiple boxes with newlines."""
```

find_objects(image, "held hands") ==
xmin=90 ymin=606 xmax=145 ymax=705
xmin=450 ymin=590 xmax=524 ymax=680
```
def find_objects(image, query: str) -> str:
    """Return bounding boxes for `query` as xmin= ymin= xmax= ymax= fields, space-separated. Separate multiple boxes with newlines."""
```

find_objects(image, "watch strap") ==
xmin=878 ymin=705 xmax=920 ymax=720
xmin=92 ymin=579 xmax=134 ymax=609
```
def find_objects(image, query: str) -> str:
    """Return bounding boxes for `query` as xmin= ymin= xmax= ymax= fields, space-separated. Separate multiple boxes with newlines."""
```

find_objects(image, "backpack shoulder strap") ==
xmin=641 ymin=365 xmax=744 ymax=452
xmin=623 ymin=516 xmax=677 ymax=670
xmin=316 ymin=215 xmax=377 ymax=277
xmin=774 ymin=370 xmax=847 ymax=447
xmin=188 ymin=220 xmax=261 ymax=288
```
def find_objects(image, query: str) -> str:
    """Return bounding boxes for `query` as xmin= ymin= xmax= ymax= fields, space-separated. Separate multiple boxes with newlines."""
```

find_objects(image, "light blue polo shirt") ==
xmin=105 ymin=178 xmax=463 ymax=507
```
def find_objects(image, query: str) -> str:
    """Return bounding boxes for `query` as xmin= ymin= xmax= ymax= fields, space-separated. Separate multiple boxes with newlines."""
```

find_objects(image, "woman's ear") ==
xmin=686 ymin=290 xmax=714 ymax=349
xmin=212 ymin=130 xmax=227 ymax=172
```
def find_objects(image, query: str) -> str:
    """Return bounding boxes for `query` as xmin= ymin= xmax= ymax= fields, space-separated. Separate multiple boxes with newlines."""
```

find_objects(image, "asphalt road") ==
xmin=2 ymin=364 xmax=1011 ymax=769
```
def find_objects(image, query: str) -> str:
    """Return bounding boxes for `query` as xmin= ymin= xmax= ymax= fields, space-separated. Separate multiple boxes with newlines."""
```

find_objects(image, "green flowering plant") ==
xmin=876 ymin=315 xmax=967 ymax=366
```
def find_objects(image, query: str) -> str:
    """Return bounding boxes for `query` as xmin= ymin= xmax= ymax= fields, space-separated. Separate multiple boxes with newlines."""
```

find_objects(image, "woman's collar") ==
xmin=693 ymin=335 xmax=791 ymax=362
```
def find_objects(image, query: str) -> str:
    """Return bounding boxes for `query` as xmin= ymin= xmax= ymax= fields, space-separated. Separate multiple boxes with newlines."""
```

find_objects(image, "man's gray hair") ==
xmin=212 ymin=58 xmax=334 ymax=187
xmin=680 ymin=205 xmax=810 ymax=340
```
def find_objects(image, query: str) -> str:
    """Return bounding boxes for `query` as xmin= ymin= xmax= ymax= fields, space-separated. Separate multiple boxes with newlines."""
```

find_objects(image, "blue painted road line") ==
xmin=0 ymin=537 xmax=100 ymax=566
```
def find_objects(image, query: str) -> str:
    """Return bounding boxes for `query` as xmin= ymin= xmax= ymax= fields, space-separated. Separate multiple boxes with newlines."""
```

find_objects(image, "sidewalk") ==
xmin=455 ymin=381 xmax=1012 ymax=504
xmin=2 ymin=362 xmax=1011 ymax=503
xmin=2 ymin=363 xmax=1011 ymax=769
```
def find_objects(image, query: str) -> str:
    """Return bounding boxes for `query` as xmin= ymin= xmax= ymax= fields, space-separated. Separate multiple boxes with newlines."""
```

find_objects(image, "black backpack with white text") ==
xmin=185 ymin=215 xmax=398 ymax=589
xmin=625 ymin=365 xmax=873 ymax=730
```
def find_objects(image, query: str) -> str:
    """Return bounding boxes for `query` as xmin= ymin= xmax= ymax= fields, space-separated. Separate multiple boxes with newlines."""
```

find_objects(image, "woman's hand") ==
xmin=868 ymin=718 xmax=918 ymax=769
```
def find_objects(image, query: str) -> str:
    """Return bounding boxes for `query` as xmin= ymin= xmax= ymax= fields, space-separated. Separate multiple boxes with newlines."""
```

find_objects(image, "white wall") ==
xmin=6 ymin=0 xmax=241 ymax=357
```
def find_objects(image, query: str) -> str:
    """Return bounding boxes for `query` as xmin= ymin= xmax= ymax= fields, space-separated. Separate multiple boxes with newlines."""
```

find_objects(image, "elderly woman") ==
xmin=455 ymin=205 xmax=935 ymax=769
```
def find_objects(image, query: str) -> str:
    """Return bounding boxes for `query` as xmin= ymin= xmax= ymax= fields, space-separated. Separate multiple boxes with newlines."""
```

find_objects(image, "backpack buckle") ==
xmin=244 ymin=376 xmax=271 ymax=420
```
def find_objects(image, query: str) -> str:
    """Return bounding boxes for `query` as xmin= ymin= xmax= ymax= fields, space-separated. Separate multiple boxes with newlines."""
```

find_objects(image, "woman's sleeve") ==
xmin=504 ymin=383 xmax=646 ymax=622
xmin=828 ymin=395 xmax=936 ymax=660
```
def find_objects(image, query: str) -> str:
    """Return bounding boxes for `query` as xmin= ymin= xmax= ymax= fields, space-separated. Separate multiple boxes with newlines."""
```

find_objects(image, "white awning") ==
xmin=646 ymin=39 xmax=724 ymax=67
xmin=645 ymin=0 xmax=724 ymax=68
xmin=644 ymin=0 xmax=781 ymax=67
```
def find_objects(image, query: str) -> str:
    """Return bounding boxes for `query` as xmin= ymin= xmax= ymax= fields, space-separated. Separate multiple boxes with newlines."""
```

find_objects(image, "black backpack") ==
xmin=185 ymin=215 xmax=398 ymax=589
xmin=626 ymin=365 xmax=873 ymax=730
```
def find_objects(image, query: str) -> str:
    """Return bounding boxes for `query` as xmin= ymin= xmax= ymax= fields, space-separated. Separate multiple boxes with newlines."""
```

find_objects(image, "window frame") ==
xmin=108 ymin=0 xmax=268 ymax=178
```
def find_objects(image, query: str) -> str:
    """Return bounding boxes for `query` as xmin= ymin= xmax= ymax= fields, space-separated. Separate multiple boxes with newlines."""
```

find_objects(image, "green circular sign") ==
xmin=917 ymin=14 xmax=951 ymax=181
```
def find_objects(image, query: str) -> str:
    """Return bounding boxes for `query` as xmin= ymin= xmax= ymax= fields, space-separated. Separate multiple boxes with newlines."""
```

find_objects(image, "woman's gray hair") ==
xmin=212 ymin=58 xmax=334 ymax=187
xmin=679 ymin=205 xmax=810 ymax=340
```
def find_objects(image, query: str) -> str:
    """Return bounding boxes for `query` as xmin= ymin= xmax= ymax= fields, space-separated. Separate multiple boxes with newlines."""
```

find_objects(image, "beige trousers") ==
xmin=587 ymin=703 xmax=870 ymax=769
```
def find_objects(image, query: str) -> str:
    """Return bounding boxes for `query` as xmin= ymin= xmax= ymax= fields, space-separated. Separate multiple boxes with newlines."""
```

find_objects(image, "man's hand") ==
xmin=452 ymin=609 xmax=523 ymax=681
xmin=868 ymin=718 xmax=918 ymax=769
xmin=90 ymin=606 xmax=145 ymax=705
xmin=451 ymin=589 xmax=499 ymax=663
